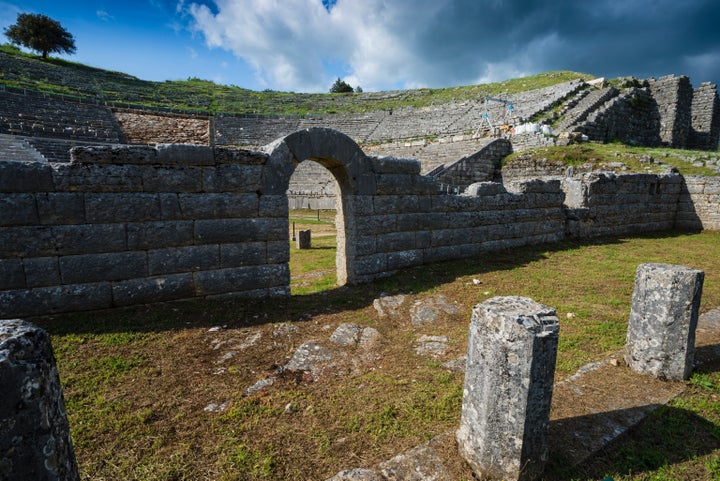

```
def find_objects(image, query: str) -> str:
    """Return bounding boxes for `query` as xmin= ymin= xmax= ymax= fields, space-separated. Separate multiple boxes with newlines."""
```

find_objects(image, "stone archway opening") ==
xmin=285 ymin=157 xmax=352 ymax=294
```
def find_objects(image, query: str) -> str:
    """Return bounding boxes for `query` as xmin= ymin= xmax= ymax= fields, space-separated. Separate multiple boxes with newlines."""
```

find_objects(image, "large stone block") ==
xmin=52 ymin=164 xmax=144 ymax=192
xmin=126 ymin=221 xmax=194 ymax=250
xmin=178 ymin=193 xmax=258 ymax=219
xmin=53 ymin=224 xmax=127 ymax=255
xmin=457 ymin=297 xmax=559 ymax=481
xmin=194 ymin=218 xmax=286 ymax=244
xmin=85 ymin=193 xmax=161 ymax=223
xmin=376 ymin=231 xmax=416 ymax=252
xmin=0 ymin=319 xmax=79 ymax=481
xmin=36 ymin=193 xmax=86 ymax=225
xmin=194 ymin=264 xmax=289 ymax=295
xmin=111 ymin=273 xmax=195 ymax=306
xmin=625 ymin=263 xmax=704 ymax=380
xmin=24 ymin=257 xmax=62 ymax=288
xmin=0 ymin=193 xmax=39 ymax=225
xmin=219 ymin=242 xmax=267 ymax=268
xmin=387 ymin=250 xmax=424 ymax=270
xmin=0 ymin=258 xmax=25 ymax=289
xmin=69 ymin=144 xmax=157 ymax=164
xmin=0 ymin=282 xmax=114 ymax=318
xmin=141 ymin=166 xmax=204 ymax=192
xmin=60 ymin=252 xmax=148 ymax=283
xmin=156 ymin=143 xmax=214 ymax=165
xmin=259 ymin=194 xmax=288 ymax=218
xmin=266 ymin=240 xmax=290 ymax=264
xmin=0 ymin=226 xmax=57 ymax=257
xmin=0 ymin=160 xmax=54 ymax=192
xmin=202 ymin=164 xmax=263 ymax=192
xmin=148 ymin=245 xmax=220 ymax=275
xmin=370 ymin=157 xmax=421 ymax=174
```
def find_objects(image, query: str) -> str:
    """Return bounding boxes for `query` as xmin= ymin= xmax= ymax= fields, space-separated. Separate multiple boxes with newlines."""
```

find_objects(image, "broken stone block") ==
xmin=296 ymin=229 xmax=311 ymax=249
xmin=457 ymin=297 xmax=559 ymax=481
xmin=625 ymin=263 xmax=704 ymax=381
xmin=0 ymin=319 xmax=79 ymax=481
xmin=373 ymin=293 xmax=406 ymax=317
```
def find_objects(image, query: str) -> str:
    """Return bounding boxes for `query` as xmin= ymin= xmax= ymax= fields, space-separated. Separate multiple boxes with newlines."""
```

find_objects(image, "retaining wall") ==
xmin=113 ymin=109 xmax=210 ymax=145
xmin=677 ymin=176 xmax=720 ymax=231
xmin=564 ymin=172 xmax=683 ymax=238
xmin=647 ymin=75 xmax=693 ymax=147
xmin=0 ymin=128 xmax=717 ymax=318
xmin=689 ymin=83 xmax=720 ymax=151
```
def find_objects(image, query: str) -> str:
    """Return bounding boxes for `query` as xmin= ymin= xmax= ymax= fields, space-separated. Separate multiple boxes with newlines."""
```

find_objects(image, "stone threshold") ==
xmin=325 ymin=307 xmax=720 ymax=481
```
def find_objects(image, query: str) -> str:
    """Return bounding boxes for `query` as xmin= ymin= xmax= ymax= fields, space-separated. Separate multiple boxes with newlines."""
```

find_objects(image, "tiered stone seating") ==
xmin=0 ymin=89 xmax=123 ymax=142
xmin=555 ymin=87 xmax=619 ymax=132
xmin=0 ymin=133 xmax=46 ymax=163
xmin=214 ymin=115 xmax=301 ymax=147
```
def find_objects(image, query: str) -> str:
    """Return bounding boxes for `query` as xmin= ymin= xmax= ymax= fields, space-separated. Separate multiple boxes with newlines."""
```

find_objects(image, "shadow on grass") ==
xmin=695 ymin=344 xmax=720 ymax=375
xmin=31 ymin=230 xmax=702 ymax=337
xmin=543 ymin=405 xmax=720 ymax=480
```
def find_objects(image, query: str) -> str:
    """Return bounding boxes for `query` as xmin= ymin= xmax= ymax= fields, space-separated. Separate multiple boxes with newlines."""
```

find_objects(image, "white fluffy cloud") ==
xmin=186 ymin=0 xmax=720 ymax=92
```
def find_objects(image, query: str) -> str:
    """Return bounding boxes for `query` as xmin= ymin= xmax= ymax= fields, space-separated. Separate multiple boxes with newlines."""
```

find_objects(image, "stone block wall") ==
xmin=0 ymin=144 xmax=289 ymax=318
xmin=676 ymin=176 xmax=720 ymax=231
xmin=689 ymin=82 xmax=720 ymax=151
xmin=575 ymin=88 xmax=661 ymax=146
xmin=0 ymin=128 xmax=717 ymax=318
xmin=647 ymin=75 xmax=693 ymax=147
xmin=564 ymin=172 xmax=683 ymax=238
xmin=348 ymin=177 xmax=567 ymax=283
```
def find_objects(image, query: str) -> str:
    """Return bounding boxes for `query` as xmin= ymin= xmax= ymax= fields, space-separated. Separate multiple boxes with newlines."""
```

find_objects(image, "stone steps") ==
xmin=0 ymin=90 xmax=123 ymax=143
xmin=0 ymin=133 xmax=46 ymax=163
xmin=556 ymin=87 xmax=620 ymax=132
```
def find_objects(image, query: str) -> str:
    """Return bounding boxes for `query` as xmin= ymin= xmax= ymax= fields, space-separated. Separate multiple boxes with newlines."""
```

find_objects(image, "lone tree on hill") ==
xmin=4 ymin=13 xmax=76 ymax=59
xmin=330 ymin=77 xmax=354 ymax=93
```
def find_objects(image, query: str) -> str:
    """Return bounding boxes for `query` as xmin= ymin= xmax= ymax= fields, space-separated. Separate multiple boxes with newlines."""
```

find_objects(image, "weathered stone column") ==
xmin=625 ymin=263 xmax=704 ymax=381
xmin=457 ymin=296 xmax=559 ymax=481
xmin=0 ymin=319 xmax=79 ymax=481
xmin=296 ymin=229 xmax=311 ymax=249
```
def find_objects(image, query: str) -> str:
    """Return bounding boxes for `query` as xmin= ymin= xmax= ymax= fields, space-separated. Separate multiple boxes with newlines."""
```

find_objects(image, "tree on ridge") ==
xmin=4 ymin=13 xmax=76 ymax=59
xmin=330 ymin=78 xmax=354 ymax=93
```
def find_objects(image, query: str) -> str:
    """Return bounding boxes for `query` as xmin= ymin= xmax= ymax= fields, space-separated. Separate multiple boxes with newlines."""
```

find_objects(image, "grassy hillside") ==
xmin=505 ymin=143 xmax=720 ymax=176
xmin=0 ymin=45 xmax=592 ymax=116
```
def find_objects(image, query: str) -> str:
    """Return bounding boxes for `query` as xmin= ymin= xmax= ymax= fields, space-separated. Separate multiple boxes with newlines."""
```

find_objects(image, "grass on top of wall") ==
xmin=504 ymin=142 xmax=720 ymax=176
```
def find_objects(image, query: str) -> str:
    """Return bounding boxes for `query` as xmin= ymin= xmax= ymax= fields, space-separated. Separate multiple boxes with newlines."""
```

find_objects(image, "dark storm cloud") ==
xmin=188 ymin=0 xmax=720 ymax=91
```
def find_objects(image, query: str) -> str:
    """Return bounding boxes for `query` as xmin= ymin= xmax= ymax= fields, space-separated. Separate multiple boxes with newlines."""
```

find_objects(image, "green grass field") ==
xmin=35 ymin=230 xmax=720 ymax=481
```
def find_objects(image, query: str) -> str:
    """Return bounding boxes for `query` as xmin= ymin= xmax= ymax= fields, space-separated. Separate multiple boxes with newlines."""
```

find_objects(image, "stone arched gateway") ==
xmin=262 ymin=128 xmax=378 ymax=285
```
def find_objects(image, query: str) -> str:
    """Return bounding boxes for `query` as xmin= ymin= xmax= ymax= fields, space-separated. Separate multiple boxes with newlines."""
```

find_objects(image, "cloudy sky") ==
xmin=2 ymin=0 xmax=719 ymax=93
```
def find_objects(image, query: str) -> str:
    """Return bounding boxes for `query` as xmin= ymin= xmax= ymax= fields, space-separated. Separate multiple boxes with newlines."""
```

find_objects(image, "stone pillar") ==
xmin=625 ymin=263 xmax=704 ymax=381
xmin=457 ymin=297 xmax=560 ymax=481
xmin=0 ymin=319 xmax=79 ymax=481
xmin=296 ymin=229 xmax=311 ymax=249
